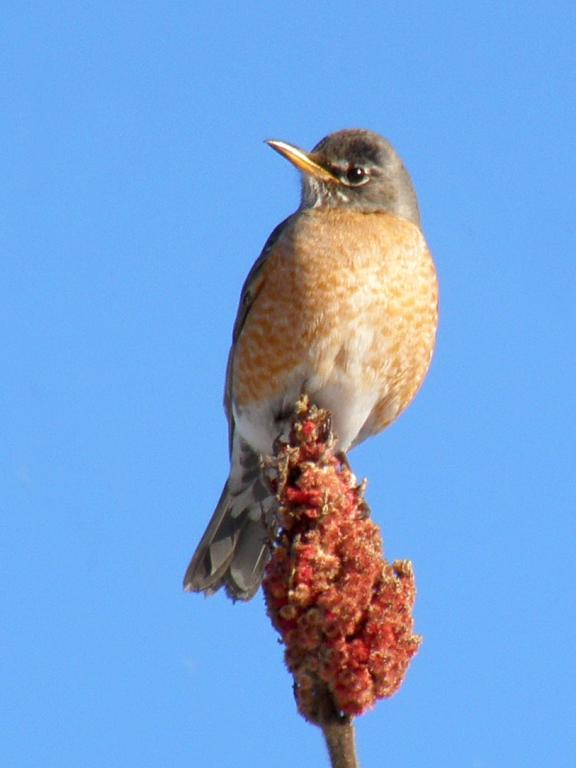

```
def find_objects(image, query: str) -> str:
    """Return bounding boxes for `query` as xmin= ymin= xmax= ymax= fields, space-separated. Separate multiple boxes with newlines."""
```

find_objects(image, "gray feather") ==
xmin=183 ymin=441 xmax=276 ymax=600
xmin=184 ymin=218 xmax=295 ymax=601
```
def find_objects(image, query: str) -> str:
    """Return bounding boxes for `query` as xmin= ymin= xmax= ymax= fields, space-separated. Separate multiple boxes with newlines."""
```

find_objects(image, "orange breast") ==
xmin=232 ymin=208 xmax=438 ymax=437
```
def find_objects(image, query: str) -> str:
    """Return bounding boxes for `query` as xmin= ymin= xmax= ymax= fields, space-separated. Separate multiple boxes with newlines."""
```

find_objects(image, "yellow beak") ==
xmin=266 ymin=139 xmax=340 ymax=183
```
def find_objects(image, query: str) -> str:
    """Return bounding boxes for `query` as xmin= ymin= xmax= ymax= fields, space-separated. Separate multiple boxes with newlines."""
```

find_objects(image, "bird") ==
xmin=183 ymin=129 xmax=438 ymax=601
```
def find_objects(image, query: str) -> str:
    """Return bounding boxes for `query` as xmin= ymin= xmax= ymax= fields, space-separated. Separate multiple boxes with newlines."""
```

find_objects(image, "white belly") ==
xmin=233 ymin=326 xmax=396 ymax=455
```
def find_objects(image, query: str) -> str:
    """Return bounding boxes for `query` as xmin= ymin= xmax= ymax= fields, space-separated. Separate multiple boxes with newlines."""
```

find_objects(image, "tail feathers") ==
xmin=183 ymin=478 xmax=276 ymax=601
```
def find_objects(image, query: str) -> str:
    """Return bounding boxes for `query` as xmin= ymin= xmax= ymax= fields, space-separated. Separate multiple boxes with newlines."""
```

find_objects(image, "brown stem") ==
xmin=307 ymin=683 xmax=361 ymax=768
xmin=321 ymin=718 xmax=359 ymax=768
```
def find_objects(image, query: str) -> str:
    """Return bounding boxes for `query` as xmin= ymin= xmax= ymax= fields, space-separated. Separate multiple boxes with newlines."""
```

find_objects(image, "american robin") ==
xmin=184 ymin=129 xmax=438 ymax=600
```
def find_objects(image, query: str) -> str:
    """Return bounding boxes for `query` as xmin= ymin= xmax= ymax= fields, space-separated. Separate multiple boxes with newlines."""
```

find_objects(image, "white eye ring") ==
xmin=343 ymin=166 xmax=370 ymax=186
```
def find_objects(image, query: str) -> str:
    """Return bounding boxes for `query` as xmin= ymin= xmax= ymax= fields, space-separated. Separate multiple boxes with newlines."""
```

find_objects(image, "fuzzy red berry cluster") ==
xmin=263 ymin=398 xmax=421 ymax=720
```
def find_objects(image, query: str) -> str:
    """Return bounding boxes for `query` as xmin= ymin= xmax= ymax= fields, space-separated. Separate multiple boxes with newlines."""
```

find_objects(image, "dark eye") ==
xmin=345 ymin=166 xmax=367 ymax=185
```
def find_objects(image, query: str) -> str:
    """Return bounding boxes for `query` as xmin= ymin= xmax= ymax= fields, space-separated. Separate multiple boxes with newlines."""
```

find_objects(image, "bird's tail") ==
xmin=183 ymin=446 xmax=275 ymax=601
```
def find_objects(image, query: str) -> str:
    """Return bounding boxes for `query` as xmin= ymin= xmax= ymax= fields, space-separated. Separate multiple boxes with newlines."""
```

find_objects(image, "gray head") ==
xmin=267 ymin=129 xmax=421 ymax=227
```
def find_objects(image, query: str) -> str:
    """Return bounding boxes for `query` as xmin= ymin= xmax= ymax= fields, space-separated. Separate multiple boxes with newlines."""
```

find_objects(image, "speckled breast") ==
xmin=232 ymin=208 xmax=438 ymax=443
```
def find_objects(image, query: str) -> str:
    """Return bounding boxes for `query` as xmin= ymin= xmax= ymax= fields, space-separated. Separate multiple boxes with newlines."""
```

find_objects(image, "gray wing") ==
xmin=183 ymin=213 xmax=296 ymax=600
xmin=223 ymin=213 xmax=296 ymax=454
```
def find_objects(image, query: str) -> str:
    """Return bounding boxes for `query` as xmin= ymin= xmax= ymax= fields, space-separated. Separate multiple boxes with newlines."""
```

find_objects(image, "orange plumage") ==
xmin=233 ymin=209 xmax=437 ymax=445
xmin=184 ymin=129 xmax=439 ymax=600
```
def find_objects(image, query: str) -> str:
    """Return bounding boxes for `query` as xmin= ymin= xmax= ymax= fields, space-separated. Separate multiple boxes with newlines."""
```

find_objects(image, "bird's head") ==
xmin=267 ymin=129 xmax=421 ymax=226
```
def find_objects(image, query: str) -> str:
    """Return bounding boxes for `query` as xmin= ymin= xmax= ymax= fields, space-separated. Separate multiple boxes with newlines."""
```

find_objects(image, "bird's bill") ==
xmin=266 ymin=139 xmax=340 ymax=183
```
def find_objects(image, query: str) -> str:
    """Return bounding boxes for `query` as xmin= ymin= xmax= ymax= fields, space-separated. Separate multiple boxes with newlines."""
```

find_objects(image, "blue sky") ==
xmin=2 ymin=2 xmax=575 ymax=766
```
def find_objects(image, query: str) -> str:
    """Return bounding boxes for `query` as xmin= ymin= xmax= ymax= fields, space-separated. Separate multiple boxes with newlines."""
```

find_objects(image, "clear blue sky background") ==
xmin=2 ymin=3 xmax=575 ymax=767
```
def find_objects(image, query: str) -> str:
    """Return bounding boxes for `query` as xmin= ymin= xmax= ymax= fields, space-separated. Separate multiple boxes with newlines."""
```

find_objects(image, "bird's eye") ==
xmin=344 ymin=166 xmax=368 ymax=186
